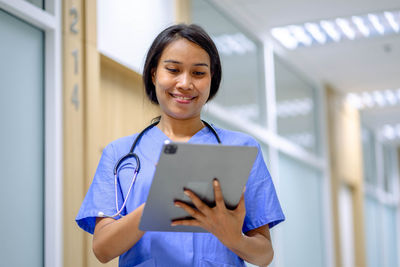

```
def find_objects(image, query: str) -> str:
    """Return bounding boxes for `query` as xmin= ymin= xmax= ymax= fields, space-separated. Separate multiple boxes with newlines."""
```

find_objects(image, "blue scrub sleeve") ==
xmin=243 ymin=143 xmax=285 ymax=233
xmin=76 ymin=143 xmax=124 ymax=234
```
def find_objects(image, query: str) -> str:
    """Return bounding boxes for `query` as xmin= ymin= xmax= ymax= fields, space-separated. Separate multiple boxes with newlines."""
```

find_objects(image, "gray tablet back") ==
xmin=139 ymin=142 xmax=258 ymax=232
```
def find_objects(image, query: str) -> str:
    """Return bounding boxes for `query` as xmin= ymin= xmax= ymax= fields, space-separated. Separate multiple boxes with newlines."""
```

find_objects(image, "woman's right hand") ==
xmin=93 ymin=203 xmax=146 ymax=263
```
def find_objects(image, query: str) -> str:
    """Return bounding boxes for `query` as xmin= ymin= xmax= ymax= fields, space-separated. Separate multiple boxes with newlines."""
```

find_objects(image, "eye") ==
xmin=166 ymin=67 xmax=178 ymax=73
xmin=193 ymin=71 xmax=206 ymax=76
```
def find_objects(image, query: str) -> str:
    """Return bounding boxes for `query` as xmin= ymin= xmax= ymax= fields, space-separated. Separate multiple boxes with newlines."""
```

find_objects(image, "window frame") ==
xmin=200 ymin=1 xmax=333 ymax=266
xmin=363 ymin=126 xmax=400 ymax=267
xmin=0 ymin=0 xmax=62 ymax=266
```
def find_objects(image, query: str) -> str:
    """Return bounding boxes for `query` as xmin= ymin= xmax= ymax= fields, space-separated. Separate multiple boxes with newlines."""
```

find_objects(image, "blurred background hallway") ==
xmin=0 ymin=0 xmax=399 ymax=266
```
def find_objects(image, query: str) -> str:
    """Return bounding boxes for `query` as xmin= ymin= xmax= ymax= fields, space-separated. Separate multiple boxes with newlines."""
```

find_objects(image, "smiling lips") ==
xmin=170 ymin=93 xmax=196 ymax=104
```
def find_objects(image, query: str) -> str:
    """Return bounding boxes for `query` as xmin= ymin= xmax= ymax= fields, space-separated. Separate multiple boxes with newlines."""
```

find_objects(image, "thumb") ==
xmin=235 ymin=187 xmax=246 ymax=213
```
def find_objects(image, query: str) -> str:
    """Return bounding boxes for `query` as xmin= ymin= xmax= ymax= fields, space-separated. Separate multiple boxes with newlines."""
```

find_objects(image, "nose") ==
xmin=176 ymin=72 xmax=193 ymax=90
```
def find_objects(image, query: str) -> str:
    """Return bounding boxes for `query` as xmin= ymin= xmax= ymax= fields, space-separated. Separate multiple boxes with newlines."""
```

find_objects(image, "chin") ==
xmin=165 ymin=110 xmax=200 ymax=121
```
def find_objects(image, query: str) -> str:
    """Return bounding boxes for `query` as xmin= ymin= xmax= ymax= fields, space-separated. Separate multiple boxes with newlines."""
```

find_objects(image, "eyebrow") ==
xmin=163 ymin=60 xmax=209 ymax=67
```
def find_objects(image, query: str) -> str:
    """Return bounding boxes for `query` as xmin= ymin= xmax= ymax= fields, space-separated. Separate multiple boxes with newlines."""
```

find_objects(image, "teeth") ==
xmin=174 ymin=95 xmax=192 ymax=100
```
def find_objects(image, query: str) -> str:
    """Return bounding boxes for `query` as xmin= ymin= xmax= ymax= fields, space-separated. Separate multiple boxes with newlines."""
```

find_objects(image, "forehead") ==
xmin=159 ymin=38 xmax=210 ymax=65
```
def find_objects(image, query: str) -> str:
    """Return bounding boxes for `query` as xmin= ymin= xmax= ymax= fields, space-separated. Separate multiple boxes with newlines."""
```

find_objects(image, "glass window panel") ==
xmin=24 ymin=0 xmax=44 ymax=9
xmin=259 ymin=143 xmax=270 ymax=169
xmin=338 ymin=185 xmax=355 ymax=267
xmin=277 ymin=152 xmax=325 ymax=267
xmin=192 ymin=0 xmax=267 ymax=126
xmin=0 ymin=9 xmax=44 ymax=267
xmin=382 ymin=205 xmax=399 ymax=267
xmin=274 ymin=55 xmax=319 ymax=154
xmin=361 ymin=127 xmax=378 ymax=185
xmin=364 ymin=195 xmax=382 ymax=267
xmin=382 ymin=145 xmax=395 ymax=194
xmin=202 ymin=113 xmax=270 ymax=164
xmin=203 ymin=114 xmax=271 ymax=267
xmin=364 ymin=196 xmax=399 ymax=267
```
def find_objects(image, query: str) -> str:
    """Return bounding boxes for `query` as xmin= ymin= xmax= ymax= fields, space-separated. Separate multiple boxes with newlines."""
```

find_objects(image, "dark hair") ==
xmin=143 ymin=24 xmax=222 ymax=104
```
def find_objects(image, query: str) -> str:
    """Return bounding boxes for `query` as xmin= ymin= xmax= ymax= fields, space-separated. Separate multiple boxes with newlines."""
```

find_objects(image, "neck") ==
xmin=157 ymin=115 xmax=204 ymax=142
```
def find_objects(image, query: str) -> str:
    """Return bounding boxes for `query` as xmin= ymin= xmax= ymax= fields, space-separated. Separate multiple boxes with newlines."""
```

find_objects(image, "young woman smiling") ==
xmin=76 ymin=24 xmax=285 ymax=267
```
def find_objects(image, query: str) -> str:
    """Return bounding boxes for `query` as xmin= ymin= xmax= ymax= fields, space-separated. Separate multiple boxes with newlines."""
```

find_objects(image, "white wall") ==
xmin=97 ymin=0 xmax=175 ymax=73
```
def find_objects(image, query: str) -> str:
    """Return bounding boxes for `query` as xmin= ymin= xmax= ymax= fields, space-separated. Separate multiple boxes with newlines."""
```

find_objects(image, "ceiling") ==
xmin=209 ymin=0 xmax=400 ymax=140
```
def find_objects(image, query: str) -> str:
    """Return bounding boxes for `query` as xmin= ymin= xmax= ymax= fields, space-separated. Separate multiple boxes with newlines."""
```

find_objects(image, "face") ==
xmin=152 ymin=38 xmax=212 ymax=121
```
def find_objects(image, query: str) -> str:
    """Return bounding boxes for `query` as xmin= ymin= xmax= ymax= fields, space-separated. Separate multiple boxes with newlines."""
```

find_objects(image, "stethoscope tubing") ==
xmin=98 ymin=119 xmax=221 ymax=218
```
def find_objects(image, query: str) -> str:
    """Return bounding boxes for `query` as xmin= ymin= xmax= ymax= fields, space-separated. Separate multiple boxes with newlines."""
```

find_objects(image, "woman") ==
xmin=76 ymin=24 xmax=285 ymax=267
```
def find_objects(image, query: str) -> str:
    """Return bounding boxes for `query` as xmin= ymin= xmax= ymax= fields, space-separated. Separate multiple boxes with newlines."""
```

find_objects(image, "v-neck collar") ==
xmin=146 ymin=124 xmax=210 ymax=144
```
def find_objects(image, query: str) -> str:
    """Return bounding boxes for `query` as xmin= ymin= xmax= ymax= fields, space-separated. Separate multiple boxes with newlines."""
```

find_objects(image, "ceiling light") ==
xmin=383 ymin=124 xmax=395 ymax=140
xmin=271 ymin=27 xmax=298 ymax=49
xmin=277 ymin=98 xmax=313 ymax=118
xmin=380 ymin=123 xmax=400 ymax=141
xmin=346 ymin=93 xmax=363 ymax=109
xmin=384 ymin=12 xmax=400 ymax=33
xmin=361 ymin=92 xmax=374 ymax=108
xmin=346 ymin=88 xmax=400 ymax=109
xmin=304 ymin=23 xmax=327 ymax=44
xmin=352 ymin=16 xmax=370 ymax=37
xmin=233 ymin=33 xmax=256 ymax=52
xmin=288 ymin=25 xmax=313 ymax=46
xmin=224 ymin=34 xmax=247 ymax=55
xmin=384 ymin=89 xmax=397 ymax=105
xmin=368 ymin=14 xmax=385 ymax=35
xmin=372 ymin=90 xmax=386 ymax=107
xmin=271 ymin=10 xmax=400 ymax=49
xmin=336 ymin=18 xmax=356 ymax=40
xmin=212 ymin=33 xmax=256 ymax=56
xmin=320 ymin=20 xmax=341 ymax=42
xmin=213 ymin=37 xmax=231 ymax=55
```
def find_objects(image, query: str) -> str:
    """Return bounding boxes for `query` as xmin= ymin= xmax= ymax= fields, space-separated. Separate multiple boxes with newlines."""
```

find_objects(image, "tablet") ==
xmin=139 ymin=142 xmax=258 ymax=232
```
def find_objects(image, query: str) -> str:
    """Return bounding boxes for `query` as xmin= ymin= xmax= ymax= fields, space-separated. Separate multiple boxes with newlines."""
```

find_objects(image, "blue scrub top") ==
xmin=76 ymin=124 xmax=285 ymax=267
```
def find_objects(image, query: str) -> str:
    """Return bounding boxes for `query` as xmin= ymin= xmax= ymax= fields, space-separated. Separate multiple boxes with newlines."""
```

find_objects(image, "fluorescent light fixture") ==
xmin=346 ymin=93 xmax=363 ymax=109
xmin=372 ymin=90 xmax=386 ymax=107
xmin=271 ymin=9 xmax=400 ymax=49
xmin=320 ymin=20 xmax=341 ymax=42
xmin=304 ymin=23 xmax=327 ymax=44
xmin=384 ymin=11 xmax=400 ymax=32
xmin=352 ymin=16 xmax=370 ymax=37
xmin=368 ymin=14 xmax=385 ymax=34
xmin=336 ymin=18 xmax=356 ymax=40
xmin=224 ymin=34 xmax=247 ymax=55
xmin=271 ymin=27 xmax=298 ymax=49
xmin=346 ymin=88 xmax=400 ymax=109
xmin=383 ymin=124 xmax=395 ymax=140
xmin=233 ymin=33 xmax=256 ymax=52
xmin=213 ymin=36 xmax=232 ymax=55
xmin=361 ymin=92 xmax=374 ymax=108
xmin=381 ymin=123 xmax=400 ymax=140
xmin=384 ymin=89 xmax=397 ymax=105
xmin=277 ymin=98 xmax=313 ymax=118
xmin=288 ymin=25 xmax=313 ymax=46
xmin=212 ymin=33 xmax=256 ymax=56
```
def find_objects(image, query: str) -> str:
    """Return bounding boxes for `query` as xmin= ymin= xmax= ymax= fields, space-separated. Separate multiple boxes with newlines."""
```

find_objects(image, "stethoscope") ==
xmin=97 ymin=119 xmax=221 ymax=218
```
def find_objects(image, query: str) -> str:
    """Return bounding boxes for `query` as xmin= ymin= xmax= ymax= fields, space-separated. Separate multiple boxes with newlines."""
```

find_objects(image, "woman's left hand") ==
xmin=172 ymin=179 xmax=246 ymax=248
